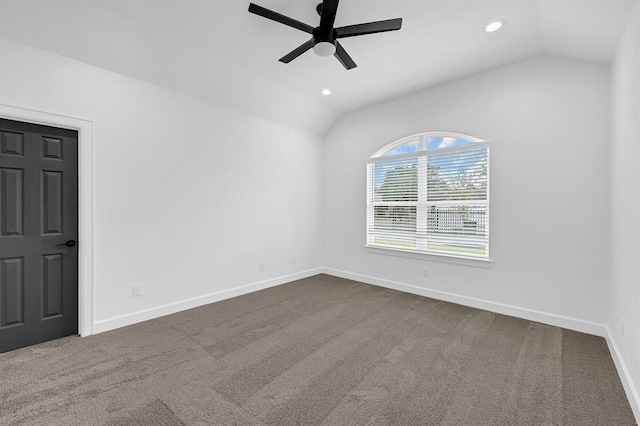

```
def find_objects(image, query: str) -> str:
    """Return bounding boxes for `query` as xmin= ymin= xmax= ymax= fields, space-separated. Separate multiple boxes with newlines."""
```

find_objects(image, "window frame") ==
xmin=366 ymin=132 xmax=491 ymax=263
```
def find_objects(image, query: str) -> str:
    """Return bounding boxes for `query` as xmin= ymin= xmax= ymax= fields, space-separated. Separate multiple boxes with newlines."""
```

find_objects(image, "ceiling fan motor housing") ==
xmin=312 ymin=28 xmax=337 ymax=56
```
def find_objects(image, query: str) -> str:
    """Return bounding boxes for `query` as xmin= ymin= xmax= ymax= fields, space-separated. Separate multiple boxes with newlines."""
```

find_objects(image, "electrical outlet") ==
xmin=422 ymin=267 xmax=429 ymax=277
xmin=259 ymin=263 xmax=265 ymax=272
xmin=132 ymin=284 xmax=142 ymax=297
xmin=620 ymin=317 xmax=625 ymax=337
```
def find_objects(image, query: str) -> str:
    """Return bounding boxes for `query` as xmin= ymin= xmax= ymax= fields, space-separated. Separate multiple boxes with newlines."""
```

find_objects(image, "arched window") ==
xmin=367 ymin=132 xmax=490 ymax=259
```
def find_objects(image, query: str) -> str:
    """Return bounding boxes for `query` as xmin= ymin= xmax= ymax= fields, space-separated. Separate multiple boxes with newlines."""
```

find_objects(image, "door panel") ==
xmin=0 ymin=131 xmax=24 ymax=156
xmin=43 ymin=253 xmax=64 ymax=318
xmin=1 ymin=168 xmax=23 ymax=236
xmin=0 ymin=257 xmax=24 ymax=327
xmin=0 ymin=118 xmax=78 ymax=353
xmin=42 ymin=170 xmax=63 ymax=234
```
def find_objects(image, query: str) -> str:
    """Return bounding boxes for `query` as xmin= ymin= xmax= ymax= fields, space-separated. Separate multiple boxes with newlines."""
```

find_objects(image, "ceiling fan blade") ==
xmin=279 ymin=39 xmax=314 ymax=63
xmin=248 ymin=3 xmax=314 ymax=34
xmin=335 ymin=18 xmax=403 ymax=38
xmin=319 ymin=0 xmax=340 ymax=34
xmin=334 ymin=41 xmax=357 ymax=70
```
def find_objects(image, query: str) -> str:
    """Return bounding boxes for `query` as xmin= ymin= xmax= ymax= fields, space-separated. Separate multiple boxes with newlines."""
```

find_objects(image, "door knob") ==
xmin=56 ymin=240 xmax=77 ymax=247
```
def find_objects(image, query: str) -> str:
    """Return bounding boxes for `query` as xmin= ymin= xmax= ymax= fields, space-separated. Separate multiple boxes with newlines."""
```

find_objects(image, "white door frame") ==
xmin=0 ymin=104 xmax=95 ymax=337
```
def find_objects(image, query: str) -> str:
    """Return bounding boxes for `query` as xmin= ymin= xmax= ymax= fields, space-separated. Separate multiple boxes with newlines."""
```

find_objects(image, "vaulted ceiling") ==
xmin=0 ymin=0 xmax=636 ymax=134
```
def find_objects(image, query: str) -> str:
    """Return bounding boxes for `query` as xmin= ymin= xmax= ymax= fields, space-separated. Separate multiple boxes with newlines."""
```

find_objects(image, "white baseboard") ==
xmin=605 ymin=327 xmax=640 ymax=424
xmin=321 ymin=268 xmax=608 ymax=337
xmin=92 ymin=268 xmax=323 ymax=334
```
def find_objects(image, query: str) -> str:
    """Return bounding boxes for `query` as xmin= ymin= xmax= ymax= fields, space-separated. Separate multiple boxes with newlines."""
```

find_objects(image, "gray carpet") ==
xmin=0 ymin=274 xmax=635 ymax=425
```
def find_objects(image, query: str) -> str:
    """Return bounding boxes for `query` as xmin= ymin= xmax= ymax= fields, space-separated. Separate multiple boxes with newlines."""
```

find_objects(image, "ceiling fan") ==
xmin=248 ymin=0 xmax=403 ymax=70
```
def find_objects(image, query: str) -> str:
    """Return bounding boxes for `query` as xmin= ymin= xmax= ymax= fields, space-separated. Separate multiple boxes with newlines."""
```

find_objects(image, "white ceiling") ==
xmin=0 ymin=0 xmax=636 ymax=133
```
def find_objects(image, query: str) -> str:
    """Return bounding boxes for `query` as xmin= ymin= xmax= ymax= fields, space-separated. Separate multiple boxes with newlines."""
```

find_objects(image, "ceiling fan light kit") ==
xmin=313 ymin=41 xmax=336 ymax=57
xmin=248 ymin=0 xmax=403 ymax=70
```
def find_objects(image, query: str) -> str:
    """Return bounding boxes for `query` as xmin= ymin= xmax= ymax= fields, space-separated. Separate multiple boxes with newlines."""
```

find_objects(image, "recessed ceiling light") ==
xmin=321 ymin=88 xmax=332 ymax=96
xmin=485 ymin=20 xmax=504 ymax=32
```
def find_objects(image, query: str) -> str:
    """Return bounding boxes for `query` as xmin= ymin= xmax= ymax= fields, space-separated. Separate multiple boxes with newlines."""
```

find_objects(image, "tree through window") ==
xmin=366 ymin=133 xmax=490 ymax=258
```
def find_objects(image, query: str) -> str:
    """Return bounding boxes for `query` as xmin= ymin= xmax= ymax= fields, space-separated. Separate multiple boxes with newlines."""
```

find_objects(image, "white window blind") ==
xmin=367 ymin=134 xmax=490 ymax=259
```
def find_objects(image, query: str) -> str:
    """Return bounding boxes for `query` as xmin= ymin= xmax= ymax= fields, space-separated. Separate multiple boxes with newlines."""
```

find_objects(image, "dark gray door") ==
xmin=0 ymin=118 xmax=78 ymax=353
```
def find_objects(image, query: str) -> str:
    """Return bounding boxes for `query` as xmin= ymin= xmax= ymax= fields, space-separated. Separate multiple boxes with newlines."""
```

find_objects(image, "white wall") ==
xmin=323 ymin=55 xmax=610 ymax=329
xmin=0 ymin=38 xmax=323 ymax=330
xmin=609 ymin=0 xmax=640 ymax=416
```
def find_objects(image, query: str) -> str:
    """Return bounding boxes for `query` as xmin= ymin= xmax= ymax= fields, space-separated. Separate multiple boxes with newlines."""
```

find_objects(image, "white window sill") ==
xmin=364 ymin=245 xmax=493 ymax=269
